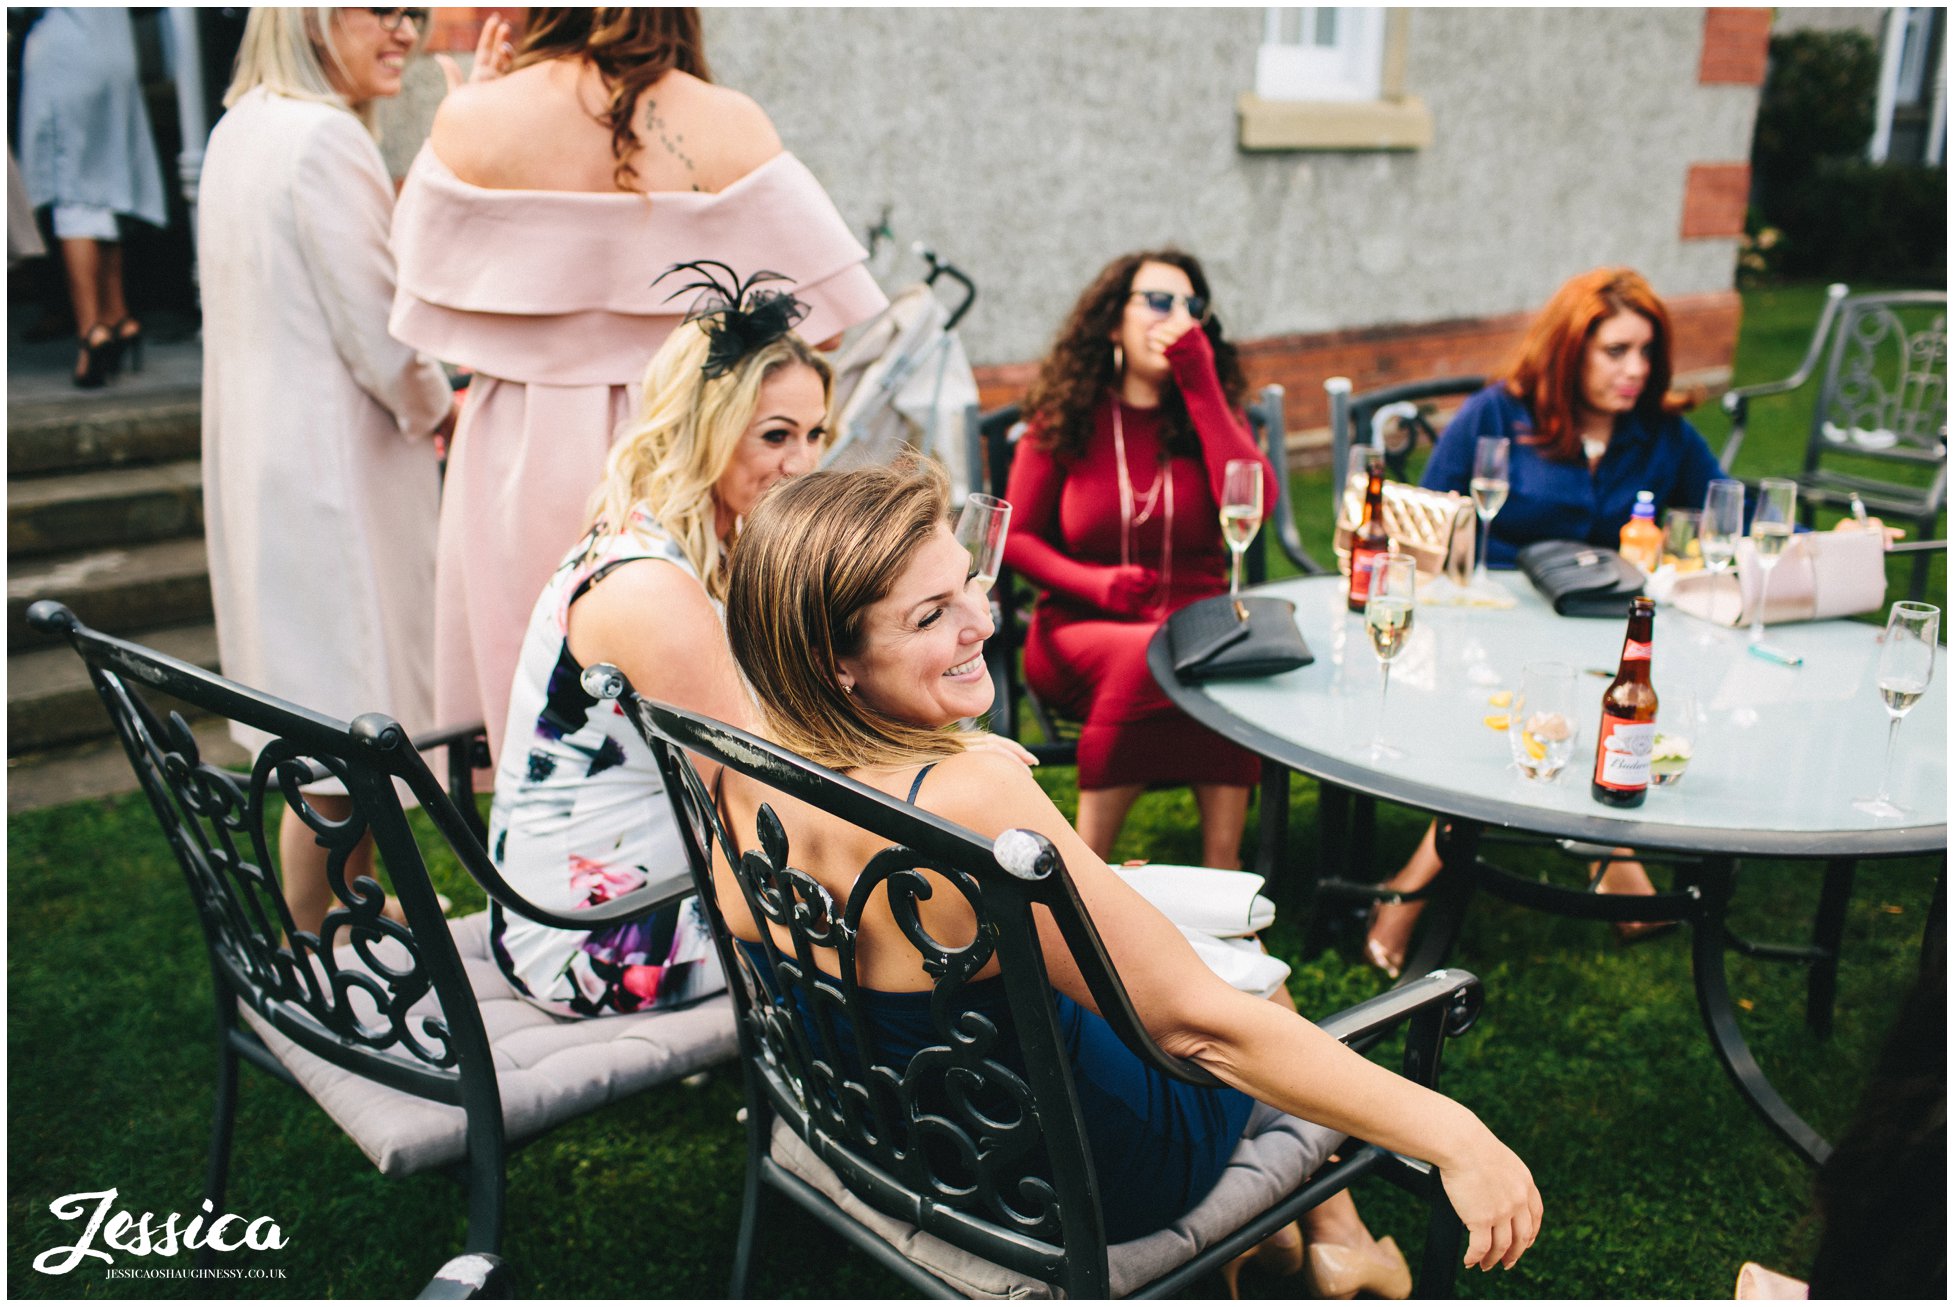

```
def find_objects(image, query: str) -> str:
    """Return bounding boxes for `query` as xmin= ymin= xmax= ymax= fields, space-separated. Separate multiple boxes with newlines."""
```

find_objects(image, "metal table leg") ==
xmin=1806 ymin=858 xmax=1856 ymax=1039
xmin=1395 ymin=818 xmax=1481 ymax=984
xmin=1686 ymin=855 xmax=1834 ymax=1167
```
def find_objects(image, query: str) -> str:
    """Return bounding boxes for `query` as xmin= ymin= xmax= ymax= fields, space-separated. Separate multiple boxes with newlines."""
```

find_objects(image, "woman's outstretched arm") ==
xmin=934 ymin=749 xmax=1543 ymax=1272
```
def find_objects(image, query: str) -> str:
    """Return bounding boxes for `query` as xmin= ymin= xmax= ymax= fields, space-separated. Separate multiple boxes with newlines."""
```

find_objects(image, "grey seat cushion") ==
xmin=238 ymin=911 xmax=738 ymax=1177
xmin=769 ymin=1100 xmax=1343 ymax=1298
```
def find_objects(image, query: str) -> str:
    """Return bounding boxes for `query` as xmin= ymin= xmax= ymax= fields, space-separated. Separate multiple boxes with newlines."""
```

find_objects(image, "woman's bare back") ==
xmin=430 ymin=59 xmax=781 ymax=194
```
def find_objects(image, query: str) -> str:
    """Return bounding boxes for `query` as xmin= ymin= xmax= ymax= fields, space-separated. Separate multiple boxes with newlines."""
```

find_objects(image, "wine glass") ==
xmin=1220 ymin=459 xmax=1264 ymax=598
xmin=1364 ymin=553 xmax=1418 ymax=761
xmin=1698 ymin=479 xmax=1746 ymax=635
xmin=1469 ymin=436 xmax=1510 ymax=591
xmin=955 ymin=493 xmax=1011 ymax=594
xmin=1853 ymin=601 xmax=1939 ymax=818
xmin=1747 ymin=477 xmax=1797 ymax=646
xmin=1508 ymin=661 xmax=1578 ymax=781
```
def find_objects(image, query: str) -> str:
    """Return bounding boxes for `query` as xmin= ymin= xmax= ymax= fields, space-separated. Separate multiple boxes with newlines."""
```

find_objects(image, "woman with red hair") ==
xmin=1419 ymin=266 xmax=1723 ymax=565
xmin=1365 ymin=268 xmax=1723 ymax=976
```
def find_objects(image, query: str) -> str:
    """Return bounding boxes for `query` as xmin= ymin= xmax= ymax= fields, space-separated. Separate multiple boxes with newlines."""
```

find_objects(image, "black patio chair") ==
xmin=24 ymin=601 xmax=737 ymax=1292
xmin=971 ymin=386 xmax=1310 ymax=767
xmin=608 ymin=672 xmax=1483 ymax=1298
xmin=1720 ymin=284 xmax=1948 ymax=600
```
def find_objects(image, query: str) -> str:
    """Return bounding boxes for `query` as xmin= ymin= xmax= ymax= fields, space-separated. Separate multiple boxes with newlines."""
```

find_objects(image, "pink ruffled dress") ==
xmin=390 ymin=146 xmax=886 ymax=761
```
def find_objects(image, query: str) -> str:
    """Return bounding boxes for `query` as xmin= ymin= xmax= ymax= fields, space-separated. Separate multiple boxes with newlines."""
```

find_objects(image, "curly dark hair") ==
xmin=1022 ymin=248 xmax=1247 ymax=463
xmin=513 ymin=8 xmax=711 ymax=192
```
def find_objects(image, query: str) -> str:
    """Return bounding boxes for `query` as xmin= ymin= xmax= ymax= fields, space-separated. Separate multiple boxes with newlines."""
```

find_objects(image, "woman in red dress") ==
xmin=1004 ymin=250 xmax=1276 ymax=867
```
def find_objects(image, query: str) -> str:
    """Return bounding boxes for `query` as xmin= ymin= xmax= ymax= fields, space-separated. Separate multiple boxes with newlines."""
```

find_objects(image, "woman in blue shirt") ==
xmin=1420 ymin=267 xmax=1724 ymax=565
xmin=1369 ymin=268 xmax=1722 ymax=976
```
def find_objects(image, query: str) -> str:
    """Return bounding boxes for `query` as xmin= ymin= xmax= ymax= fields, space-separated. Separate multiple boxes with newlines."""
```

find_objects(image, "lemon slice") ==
xmin=1488 ymin=690 xmax=1513 ymax=708
xmin=1524 ymin=731 xmax=1547 ymax=760
xmin=1483 ymin=713 xmax=1511 ymax=731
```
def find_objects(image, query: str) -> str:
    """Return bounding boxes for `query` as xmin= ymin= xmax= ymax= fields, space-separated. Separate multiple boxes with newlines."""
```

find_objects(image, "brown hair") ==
xmin=1022 ymin=248 xmax=1246 ymax=462
xmin=726 ymin=462 xmax=968 ymax=772
xmin=513 ymin=7 xmax=710 ymax=191
xmin=1501 ymin=267 xmax=1695 ymax=463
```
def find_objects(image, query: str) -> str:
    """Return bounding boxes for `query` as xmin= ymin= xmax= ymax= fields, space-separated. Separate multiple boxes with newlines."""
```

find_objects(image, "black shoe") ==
xmin=109 ymin=317 xmax=144 ymax=373
xmin=73 ymin=327 xmax=112 ymax=389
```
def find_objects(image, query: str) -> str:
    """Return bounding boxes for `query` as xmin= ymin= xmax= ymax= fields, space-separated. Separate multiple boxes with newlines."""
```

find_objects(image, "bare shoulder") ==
xmin=644 ymin=74 xmax=782 ymax=186
xmin=923 ymin=748 xmax=1064 ymax=840
xmin=565 ymin=555 xmax=714 ymax=661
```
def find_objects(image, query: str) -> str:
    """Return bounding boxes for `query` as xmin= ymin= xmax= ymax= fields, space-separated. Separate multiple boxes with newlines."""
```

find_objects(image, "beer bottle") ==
xmin=1591 ymin=596 xmax=1659 ymax=806
xmin=1347 ymin=451 xmax=1392 ymax=613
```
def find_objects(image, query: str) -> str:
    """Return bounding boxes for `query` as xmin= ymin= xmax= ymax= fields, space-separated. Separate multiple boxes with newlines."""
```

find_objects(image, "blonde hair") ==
xmin=727 ymin=461 xmax=968 ymax=771
xmin=224 ymin=8 xmax=426 ymax=126
xmin=589 ymin=322 xmax=832 ymax=602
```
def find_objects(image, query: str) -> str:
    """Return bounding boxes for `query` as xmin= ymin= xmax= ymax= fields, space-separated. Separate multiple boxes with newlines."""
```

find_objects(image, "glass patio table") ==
xmin=1148 ymin=574 xmax=1946 ymax=1166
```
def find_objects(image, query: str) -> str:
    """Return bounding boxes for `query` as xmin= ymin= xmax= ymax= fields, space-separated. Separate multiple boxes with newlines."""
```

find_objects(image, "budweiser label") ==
xmin=1593 ymin=713 xmax=1655 ymax=789
xmin=1350 ymin=547 xmax=1381 ymax=605
xmin=1621 ymin=639 xmax=1653 ymax=662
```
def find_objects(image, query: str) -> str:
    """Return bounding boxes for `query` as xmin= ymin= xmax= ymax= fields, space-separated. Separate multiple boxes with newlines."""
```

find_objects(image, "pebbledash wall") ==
xmin=384 ymin=7 xmax=1769 ymax=459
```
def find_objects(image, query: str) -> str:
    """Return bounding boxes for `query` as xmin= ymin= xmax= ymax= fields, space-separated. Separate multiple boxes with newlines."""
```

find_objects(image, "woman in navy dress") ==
xmin=1368 ymin=268 xmax=1724 ymax=976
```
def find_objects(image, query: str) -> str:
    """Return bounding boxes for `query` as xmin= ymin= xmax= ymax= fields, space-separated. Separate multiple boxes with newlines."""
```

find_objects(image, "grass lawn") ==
xmin=7 ymin=281 xmax=1944 ymax=1298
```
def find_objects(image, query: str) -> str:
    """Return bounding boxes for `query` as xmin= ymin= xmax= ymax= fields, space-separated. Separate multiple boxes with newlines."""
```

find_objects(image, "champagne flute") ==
xmin=1747 ymin=477 xmax=1797 ymax=646
xmin=1699 ymin=479 xmax=1745 ymax=635
xmin=955 ymin=493 xmax=1012 ymax=594
xmin=1220 ymin=458 xmax=1264 ymax=598
xmin=1364 ymin=553 xmax=1417 ymax=761
xmin=1469 ymin=436 xmax=1510 ymax=590
xmin=1853 ymin=601 xmax=1939 ymax=819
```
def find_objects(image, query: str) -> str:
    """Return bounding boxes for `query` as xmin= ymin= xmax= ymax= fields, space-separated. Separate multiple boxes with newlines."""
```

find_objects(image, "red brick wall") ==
xmin=974 ymin=292 xmax=1742 ymax=464
xmin=1698 ymin=8 xmax=1774 ymax=85
xmin=1680 ymin=163 xmax=1751 ymax=239
xmin=426 ymin=7 xmax=511 ymax=54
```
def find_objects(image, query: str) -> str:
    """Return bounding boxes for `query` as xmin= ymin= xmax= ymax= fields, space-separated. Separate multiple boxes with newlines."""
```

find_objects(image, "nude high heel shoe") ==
xmin=1219 ymin=1220 xmax=1304 ymax=1298
xmin=1301 ymin=1233 xmax=1413 ymax=1300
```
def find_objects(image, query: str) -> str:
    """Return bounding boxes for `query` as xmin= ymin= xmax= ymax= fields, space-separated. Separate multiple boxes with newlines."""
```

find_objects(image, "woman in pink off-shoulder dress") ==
xmin=391 ymin=7 xmax=885 ymax=764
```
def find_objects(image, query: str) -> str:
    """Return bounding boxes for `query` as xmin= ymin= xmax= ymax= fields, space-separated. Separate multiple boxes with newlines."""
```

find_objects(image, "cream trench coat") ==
xmin=199 ymin=88 xmax=453 ymax=758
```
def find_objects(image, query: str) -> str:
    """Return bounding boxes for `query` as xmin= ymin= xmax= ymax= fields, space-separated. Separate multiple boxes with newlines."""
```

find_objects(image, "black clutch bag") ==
xmin=1167 ymin=594 xmax=1314 ymax=681
xmin=1514 ymin=539 xmax=1646 ymax=618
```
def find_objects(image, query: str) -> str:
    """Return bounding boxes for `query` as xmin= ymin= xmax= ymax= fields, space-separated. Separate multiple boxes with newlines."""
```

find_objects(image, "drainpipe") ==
xmin=165 ymin=7 xmax=207 ymax=293
xmin=1869 ymin=6 xmax=1906 ymax=164
xmin=1926 ymin=28 xmax=1946 ymax=166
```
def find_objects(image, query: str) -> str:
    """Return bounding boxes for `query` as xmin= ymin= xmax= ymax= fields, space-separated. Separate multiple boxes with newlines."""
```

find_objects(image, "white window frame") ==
xmin=1255 ymin=7 xmax=1387 ymax=104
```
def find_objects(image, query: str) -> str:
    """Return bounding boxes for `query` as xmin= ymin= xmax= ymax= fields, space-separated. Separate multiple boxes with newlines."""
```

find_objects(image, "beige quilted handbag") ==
xmin=1332 ymin=471 xmax=1477 ymax=585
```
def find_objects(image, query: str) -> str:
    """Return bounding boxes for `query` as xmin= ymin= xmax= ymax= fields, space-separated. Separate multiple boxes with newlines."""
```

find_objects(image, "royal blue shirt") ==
xmin=1421 ymin=384 xmax=1725 ymax=568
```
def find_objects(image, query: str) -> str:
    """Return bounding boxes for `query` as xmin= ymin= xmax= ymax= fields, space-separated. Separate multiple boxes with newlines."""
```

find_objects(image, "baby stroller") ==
xmin=823 ymin=244 xmax=982 ymax=504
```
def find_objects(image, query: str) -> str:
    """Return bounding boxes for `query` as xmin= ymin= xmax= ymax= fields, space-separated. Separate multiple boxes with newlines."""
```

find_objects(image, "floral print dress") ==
xmin=486 ymin=509 xmax=725 ymax=1017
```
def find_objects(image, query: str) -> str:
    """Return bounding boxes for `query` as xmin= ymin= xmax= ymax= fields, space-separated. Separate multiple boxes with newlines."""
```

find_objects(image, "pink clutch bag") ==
xmin=1670 ymin=531 xmax=1887 ymax=627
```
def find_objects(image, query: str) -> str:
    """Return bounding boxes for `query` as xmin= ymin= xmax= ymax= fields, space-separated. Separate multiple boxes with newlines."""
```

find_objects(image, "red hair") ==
xmin=1501 ymin=268 xmax=1695 ymax=463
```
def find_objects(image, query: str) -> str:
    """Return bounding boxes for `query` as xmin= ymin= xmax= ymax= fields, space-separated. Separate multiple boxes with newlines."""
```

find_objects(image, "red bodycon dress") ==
xmin=1002 ymin=329 xmax=1277 ymax=790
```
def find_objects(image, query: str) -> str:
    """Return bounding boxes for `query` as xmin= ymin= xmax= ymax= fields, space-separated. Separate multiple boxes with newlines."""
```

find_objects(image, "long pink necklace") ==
xmin=1112 ymin=399 xmax=1174 ymax=611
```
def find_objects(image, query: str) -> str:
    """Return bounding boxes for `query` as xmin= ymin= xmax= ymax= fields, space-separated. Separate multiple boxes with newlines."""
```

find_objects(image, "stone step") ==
xmin=8 ymin=717 xmax=248 ymax=815
xmin=8 ymin=458 xmax=204 ymax=559
xmin=9 ymin=621 xmax=220 ymax=755
xmin=9 ymin=537 xmax=213 ymax=652
xmin=7 ymin=387 xmax=202 ymax=477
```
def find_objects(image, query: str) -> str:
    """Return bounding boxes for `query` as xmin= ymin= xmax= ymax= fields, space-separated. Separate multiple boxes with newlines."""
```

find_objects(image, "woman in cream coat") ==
xmin=199 ymin=8 xmax=504 ymax=934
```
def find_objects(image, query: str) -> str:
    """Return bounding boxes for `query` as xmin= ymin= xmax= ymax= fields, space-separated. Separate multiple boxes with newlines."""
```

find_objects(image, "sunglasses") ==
xmin=370 ymin=8 xmax=430 ymax=33
xmin=1129 ymin=289 xmax=1211 ymax=322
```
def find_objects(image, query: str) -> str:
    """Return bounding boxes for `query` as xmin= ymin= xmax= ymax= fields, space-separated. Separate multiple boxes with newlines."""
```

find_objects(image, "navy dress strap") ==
xmin=905 ymin=762 xmax=938 ymax=805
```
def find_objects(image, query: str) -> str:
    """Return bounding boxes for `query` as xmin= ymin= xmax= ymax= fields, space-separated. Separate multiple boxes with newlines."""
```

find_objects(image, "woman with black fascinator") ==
xmin=484 ymin=265 xmax=833 ymax=1017
xmin=1004 ymin=249 xmax=1276 ymax=868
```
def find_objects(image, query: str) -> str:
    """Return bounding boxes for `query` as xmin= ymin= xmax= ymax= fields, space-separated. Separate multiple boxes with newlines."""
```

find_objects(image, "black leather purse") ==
xmin=1514 ymin=539 xmax=1646 ymax=618
xmin=1167 ymin=594 xmax=1314 ymax=681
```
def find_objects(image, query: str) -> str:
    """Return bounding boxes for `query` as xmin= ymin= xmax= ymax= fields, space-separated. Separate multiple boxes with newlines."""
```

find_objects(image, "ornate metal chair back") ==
xmin=616 ymin=685 xmax=1227 ymax=1297
xmin=24 ymin=601 xmax=496 ymax=1111
xmin=1807 ymin=291 xmax=1947 ymax=475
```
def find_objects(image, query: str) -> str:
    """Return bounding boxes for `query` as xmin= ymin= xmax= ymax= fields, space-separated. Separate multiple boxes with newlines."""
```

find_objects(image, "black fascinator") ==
xmin=653 ymin=260 xmax=810 ymax=379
